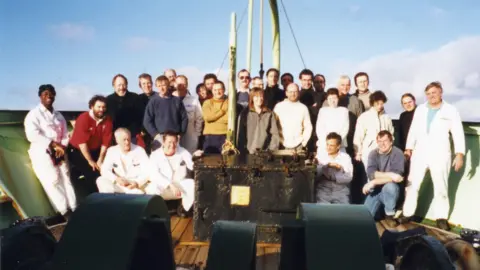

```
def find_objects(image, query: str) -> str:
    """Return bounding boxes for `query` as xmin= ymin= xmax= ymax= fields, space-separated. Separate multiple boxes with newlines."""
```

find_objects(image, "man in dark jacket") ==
xmin=137 ymin=73 xmax=155 ymax=152
xmin=264 ymin=68 xmax=285 ymax=110
xmin=106 ymin=74 xmax=143 ymax=144
xmin=143 ymin=75 xmax=188 ymax=151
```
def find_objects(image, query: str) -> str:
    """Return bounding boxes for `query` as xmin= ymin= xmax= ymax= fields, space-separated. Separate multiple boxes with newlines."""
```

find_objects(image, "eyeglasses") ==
xmin=239 ymin=76 xmax=250 ymax=80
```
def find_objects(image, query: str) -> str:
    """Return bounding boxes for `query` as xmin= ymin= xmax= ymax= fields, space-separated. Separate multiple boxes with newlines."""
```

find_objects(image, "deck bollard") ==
xmin=50 ymin=193 xmax=174 ymax=270
xmin=205 ymin=220 xmax=257 ymax=270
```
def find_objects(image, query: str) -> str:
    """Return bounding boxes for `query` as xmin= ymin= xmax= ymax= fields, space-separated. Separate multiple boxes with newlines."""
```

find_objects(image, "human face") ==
xmin=156 ymin=80 xmax=169 ymax=97
xmin=401 ymin=96 xmax=416 ymax=112
xmin=326 ymin=138 xmax=340 ymax=155
xmin=355 ymin=75 xmax=369 ymax=92
xmin=426 ymin=86 xmax=442 ymax=106
xmin=165 ymin=70 xmax=176 ymax=84
xmin=300 ymin=74 xmax=313 ymax=89
xmin=253 ymin=93 xmax=264 ymax=108
xmin=314 ymin=75 xmax=325 ymax=91
xmin=113 ymin=77 xmax=127 ymax=96
xmin=286 ymin=84 xmax=299 ymax=102
xmin=327 ymin=94 xmax=339 ymax=108
xmin=139 ymin=78 xmax=153 ymax=95
xmin=204 ymin=78 xmax=216 ymax=91
xmin=212 ymin=83 xmax=225 ymax=99
xmin=267 ymin=71 xmax=279 ymax=87
xmin=252 ymin=78 xmax=264 ymax=89
xmin=373 ymin=100 xmax=385 ymax=113
xmin=175 ymin=77 xmax=188 ymax=97
xmin=163 ymin=135 xmax=178 ymax=155
xmin=197 ymin=86 xmax=208 ymax=99
xmin=377 ymin=135 xmax=393 ymax=154
xmin=115 ymin=132 xmax=131 ymax=152
xmin=337 ymin=78 xmax=351 ymax=96
xmin=40 ymin=89 xmax=55 ymax=108
xmin=281 ymin=75 xmax=293 ymax=90
xmin=238 ymin=71 xmax=251 ymax=89
xmin=92 ymin=101 xmax=106 ymax=119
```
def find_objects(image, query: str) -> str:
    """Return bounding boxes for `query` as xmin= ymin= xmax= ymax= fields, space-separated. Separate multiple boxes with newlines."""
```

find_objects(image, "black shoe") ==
xmin=436 ymin=219 xmax=451 ymax=231
xmin=384 ymin=215 xmax=399 ymax=228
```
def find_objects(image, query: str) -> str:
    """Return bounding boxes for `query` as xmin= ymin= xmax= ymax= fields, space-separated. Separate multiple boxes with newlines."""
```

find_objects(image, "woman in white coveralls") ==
xmin=24 ymin=84 xmax=77 ymax=217
xmin=96 ymin=128 xmax=150 ymax=194
xmin=401 ymin=81 xmax=464 ymax=230
xmin=148 ymin=130 xmax=195 ymax=211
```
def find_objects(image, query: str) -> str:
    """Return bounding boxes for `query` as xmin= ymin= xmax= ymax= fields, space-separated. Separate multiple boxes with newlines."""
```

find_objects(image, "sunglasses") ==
xmin=240 ymin=76 xmax=250 ymax=80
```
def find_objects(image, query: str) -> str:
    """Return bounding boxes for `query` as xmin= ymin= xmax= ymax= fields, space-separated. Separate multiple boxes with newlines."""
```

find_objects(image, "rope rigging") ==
xmin=279 ymin=0 xmax=306 ymax=69
xmin=217 ymin=3 xmax=249 ymax=76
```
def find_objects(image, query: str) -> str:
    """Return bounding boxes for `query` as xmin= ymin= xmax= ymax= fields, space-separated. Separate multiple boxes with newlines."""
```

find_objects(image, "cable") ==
xmin=279 ymin=0 xmax=307 ymax=69
xmin=217 ymin=3 xmax=249 ymax=76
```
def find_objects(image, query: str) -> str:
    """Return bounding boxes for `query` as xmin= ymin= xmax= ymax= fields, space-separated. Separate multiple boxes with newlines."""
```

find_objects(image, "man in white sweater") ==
xmin=97 ymin=128 xmax=150 ymax=194
xmin=273 ymin=83 xmax=312 ymax=151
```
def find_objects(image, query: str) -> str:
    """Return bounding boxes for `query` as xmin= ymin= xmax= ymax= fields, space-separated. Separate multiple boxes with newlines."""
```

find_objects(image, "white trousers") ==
xmin=403 ymin=152 xmax=451 ymax=219
xmin=96 ymin=176 xmax=145 ymax=195
xmin=144 ymin=179 xmax=195 ymax=211
xmin=28 ymin=150 xmax=77 ymax=215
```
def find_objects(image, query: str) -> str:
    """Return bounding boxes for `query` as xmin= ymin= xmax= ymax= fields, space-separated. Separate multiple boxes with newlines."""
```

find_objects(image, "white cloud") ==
xmin=124 ymin=37 xmax=158 ymax=51
xmin=49 ymin=23 xmax=95 ymax=41
xmin=330 ymin=36 xmax=480 ymax=121
xmin=53 ymin=84 xmax=100 ymax=110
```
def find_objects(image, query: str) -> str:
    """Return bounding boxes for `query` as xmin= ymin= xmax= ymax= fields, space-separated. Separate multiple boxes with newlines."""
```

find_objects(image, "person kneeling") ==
xmin=363 ymin=130 xmax=405 ymax=227
xmin=148 ymin=131 xmax=195 ymax=212
xmin=97 ymin=128 xmax=150 ymax=194
xmin=316 ymin=132 xmax=353 ymax=204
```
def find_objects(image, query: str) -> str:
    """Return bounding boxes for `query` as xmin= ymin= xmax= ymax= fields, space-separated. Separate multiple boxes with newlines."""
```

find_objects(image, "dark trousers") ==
xmin=67 ymin=145 xmax=100 ymax=198
xmin=203 ymin=135 xmax=226 ymax=154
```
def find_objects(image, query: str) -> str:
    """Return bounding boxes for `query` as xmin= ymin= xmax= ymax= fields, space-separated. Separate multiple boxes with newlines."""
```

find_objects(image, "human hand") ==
xmin=169 ymin=184 xmax=182 ymax=198
xmin=362 ymin=182 xmax=375 ymax=195
xmin=452 ymin=153 xmax=464 ymax=172
xmin=355 ymin=153 xmax=362 ymax=162
xmin=88 ymin=160 xmax=100 ymax=171
xmin=404 ymin=150 xmax=412 ymax=160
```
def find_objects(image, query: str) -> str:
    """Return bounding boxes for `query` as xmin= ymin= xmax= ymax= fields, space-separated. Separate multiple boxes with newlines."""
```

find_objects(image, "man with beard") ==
xmin=164 ymin=68 xmax=177 ymax=87
xmin=314 ymin=74 xmax=326 ymax=94
xmin=137 ymin=73 xmax=155 ymax=152
xmin=264 ymin=68 xmax=285 ymax=110
xmin=353 ymin=72 xmax=372 ymax=110
xmin=24 ymin=84 xmax=77 ymax=218
xmin=143 ymin=75 xmax=188 ymax=151
xmin=173 ymin=75 xmax=204 ymax=154
xmin=236 ymin=69 xmax=251 ymax=109
xmin=106 ymin=74 xmax=142 ymax=144
xmin=68 ymin=95 xmax=113 ymax=195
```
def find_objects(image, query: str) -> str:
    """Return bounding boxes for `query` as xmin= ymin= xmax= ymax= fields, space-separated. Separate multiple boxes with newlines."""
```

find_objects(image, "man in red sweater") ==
xmin=67 ymin=95 xmax=113 ymax=195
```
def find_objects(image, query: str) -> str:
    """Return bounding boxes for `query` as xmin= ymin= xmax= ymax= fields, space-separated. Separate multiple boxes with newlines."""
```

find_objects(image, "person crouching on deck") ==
xmin=273 ymin=83 xmax=312 ymax=151
xmin=149 ymin=131 xmax=195 ymax=212
xmin=24 ymin=84 xmax=77 ymax=217
xmin=201 ymin=81 xmax=228 ymax=154
xmin=96 ymin=128 xmax=150 ymax=194
xmin=236 ymin=87 xmax=280 ymax=154
xmin=67 ymin=95 xmax=113 ymax=195
xmin=315 ymin=132 xmax=353 ymax=204
xmin=363 ymin=130 xmax=405 ymax=227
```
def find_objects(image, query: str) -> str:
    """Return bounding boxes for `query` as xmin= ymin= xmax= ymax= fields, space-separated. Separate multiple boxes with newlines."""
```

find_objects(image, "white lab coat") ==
xmin=353 ymin=108 xmax=394 ymax=170
xmin=96 ymin=144 xmax=150 ymax=194
xmin=180 ymin=95 xmax=204 ymax=153
xmin=24 ymin=104 xmax=77 ymax=215
xmin=316 ymin=150 xmax=353 ymax=204
xmin=315 ymin=106 xmax=349 ymax=151
xmin=148 ymin=146 xmax=195 ymax=211
xmin=403 ymin=101 xmax=465 ymax=219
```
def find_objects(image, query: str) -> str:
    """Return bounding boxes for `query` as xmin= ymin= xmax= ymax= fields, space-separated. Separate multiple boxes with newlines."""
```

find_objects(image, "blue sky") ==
xmin=1 ymin=0 xmax=480 ymax=120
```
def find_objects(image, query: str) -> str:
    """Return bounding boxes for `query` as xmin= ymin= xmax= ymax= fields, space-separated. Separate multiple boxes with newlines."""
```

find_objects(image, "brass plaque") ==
xmin=230 ymin=185 xmax=250 ymax=206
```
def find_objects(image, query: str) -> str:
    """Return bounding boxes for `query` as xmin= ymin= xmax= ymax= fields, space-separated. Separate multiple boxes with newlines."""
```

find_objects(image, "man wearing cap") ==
xmin=24 ymin=84 xmax=77 ymax=217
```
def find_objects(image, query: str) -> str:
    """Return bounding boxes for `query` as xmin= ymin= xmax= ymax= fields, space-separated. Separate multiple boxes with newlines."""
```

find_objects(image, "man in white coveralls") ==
xmin=96 ymin=128 xmax=150 ymax=194
xmin=24 ymin=84 xmax=77 ymax=217
xmin=401 ymin=81 xmax=465 ymax=230
xmin=149 ymin=130 xmax=195 ymax=212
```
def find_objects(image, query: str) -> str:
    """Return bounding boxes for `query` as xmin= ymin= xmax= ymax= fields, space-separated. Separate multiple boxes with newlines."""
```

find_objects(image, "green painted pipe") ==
xmin=227 ymin=12 xmax=237 ymax=146
xmin=269 ymin=0 xmax=280 ymax=71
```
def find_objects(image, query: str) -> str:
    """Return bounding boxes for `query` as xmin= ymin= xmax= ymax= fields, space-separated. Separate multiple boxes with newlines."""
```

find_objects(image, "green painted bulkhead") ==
xmin=0 ymin=110 xmax=479 ymax=231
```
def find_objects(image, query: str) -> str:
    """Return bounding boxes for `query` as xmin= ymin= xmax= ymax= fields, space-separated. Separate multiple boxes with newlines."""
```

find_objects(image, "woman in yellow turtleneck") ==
xmin=201 ymin=81 xmax=228 ymax=154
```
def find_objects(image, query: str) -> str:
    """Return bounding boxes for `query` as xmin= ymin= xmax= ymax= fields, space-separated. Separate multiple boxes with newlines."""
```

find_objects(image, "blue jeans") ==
xmin=364 ymin=182 xmax=399 ymax=217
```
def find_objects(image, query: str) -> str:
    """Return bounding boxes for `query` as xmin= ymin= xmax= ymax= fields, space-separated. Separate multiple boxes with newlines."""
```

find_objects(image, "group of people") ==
xmin=24 ymin=67 xmax=465 ymax=231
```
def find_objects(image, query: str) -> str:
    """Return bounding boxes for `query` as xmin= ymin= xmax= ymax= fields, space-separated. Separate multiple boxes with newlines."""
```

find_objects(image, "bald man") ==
xmin=164 ymin=69 xmax=177 ymax=87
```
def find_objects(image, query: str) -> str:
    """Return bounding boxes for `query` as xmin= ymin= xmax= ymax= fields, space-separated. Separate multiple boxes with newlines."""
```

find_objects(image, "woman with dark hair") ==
xmin=353 ymin=90 xmax=394 ymax=175
xmin=196 ymin=83 xmax=212 ymax=105
xmin=398 ymin=93 xmax=417 ymax=151
xmin=236 ymin=88 xmax=280 ymax=154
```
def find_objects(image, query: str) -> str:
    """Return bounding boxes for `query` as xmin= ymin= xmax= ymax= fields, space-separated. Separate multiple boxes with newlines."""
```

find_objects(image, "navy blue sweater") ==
xmin=143 ymin=95 xmax=188 ymax=137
